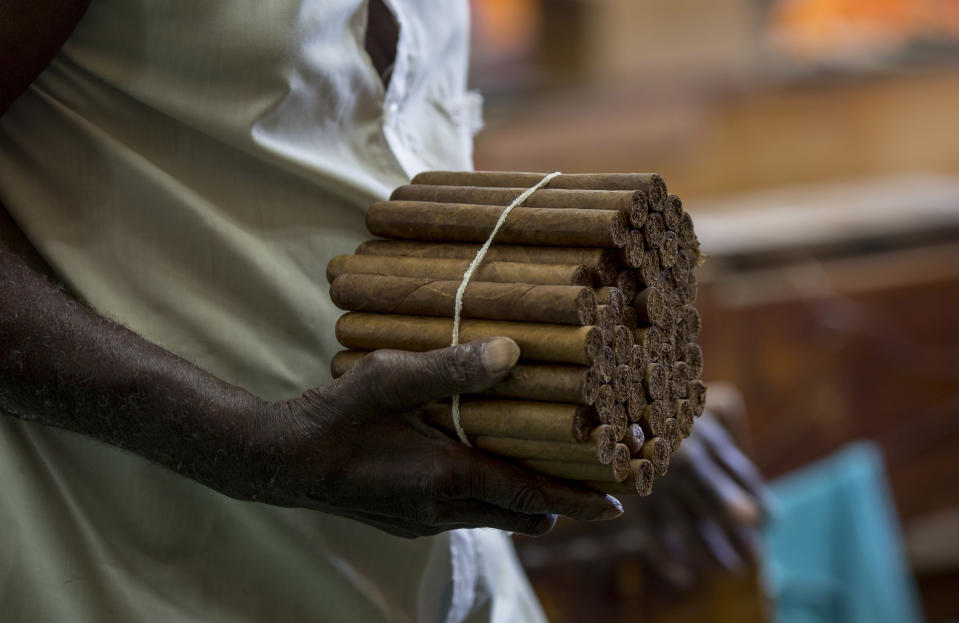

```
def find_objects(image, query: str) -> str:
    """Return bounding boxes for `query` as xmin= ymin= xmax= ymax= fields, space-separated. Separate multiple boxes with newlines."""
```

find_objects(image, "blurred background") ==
xmin=467 ymin=0 xmax=959 ymax=621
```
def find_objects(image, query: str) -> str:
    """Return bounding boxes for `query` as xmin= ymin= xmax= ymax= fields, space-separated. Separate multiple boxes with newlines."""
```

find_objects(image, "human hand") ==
xmin=231 ymin=337 xmax=623 ymax=538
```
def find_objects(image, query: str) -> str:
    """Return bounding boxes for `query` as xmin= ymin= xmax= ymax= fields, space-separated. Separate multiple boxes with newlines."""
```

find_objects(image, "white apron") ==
xmin=0 ymin=1 xmax=544 ymax=621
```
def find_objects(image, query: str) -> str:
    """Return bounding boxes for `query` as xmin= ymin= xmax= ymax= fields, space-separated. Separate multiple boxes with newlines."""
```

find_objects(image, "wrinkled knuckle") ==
xmin=508 ymin=484 xmax=549 ymax=514
xmin=443 ymin=346 xmax=482 ymax=388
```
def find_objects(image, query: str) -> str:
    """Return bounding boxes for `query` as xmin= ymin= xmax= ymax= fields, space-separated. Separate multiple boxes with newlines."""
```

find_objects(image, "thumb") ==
xmin=343 ymin=337 xmax=520 ymax=412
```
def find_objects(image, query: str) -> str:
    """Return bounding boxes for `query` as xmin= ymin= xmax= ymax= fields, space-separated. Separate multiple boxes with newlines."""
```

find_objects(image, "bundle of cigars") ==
xmin=327 ymin=170 xmax=704 ymax=496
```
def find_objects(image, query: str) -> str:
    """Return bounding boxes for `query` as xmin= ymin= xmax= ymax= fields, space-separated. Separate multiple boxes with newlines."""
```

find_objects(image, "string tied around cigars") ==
xmin=449 ymin=171 xmax=563 ymax=446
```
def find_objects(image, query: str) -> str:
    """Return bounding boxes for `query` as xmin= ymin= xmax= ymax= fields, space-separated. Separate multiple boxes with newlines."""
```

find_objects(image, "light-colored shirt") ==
xmin=0 ymin=1 xmax=544 ymax=621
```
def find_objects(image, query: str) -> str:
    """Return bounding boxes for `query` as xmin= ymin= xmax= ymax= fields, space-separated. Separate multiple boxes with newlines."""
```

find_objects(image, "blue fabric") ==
xmin=763 ymin=442 xmax=924 ymax=623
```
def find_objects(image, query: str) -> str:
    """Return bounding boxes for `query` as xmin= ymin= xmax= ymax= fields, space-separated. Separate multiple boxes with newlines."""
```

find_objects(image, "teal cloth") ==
xmin=763 ymin=442 xmax=924 ymax=623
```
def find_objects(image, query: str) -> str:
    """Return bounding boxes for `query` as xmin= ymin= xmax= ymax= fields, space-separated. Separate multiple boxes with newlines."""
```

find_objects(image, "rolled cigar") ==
xmin=641 ymin=400 xmax=668 ymax=436
xmin=627 ymin=379 xmax=647 ymax=422
xmin=655 ymin=341 xmax=674 ymax=367
xmin=389 ymin=184 xmax=651 ymax=229
xmin=644 ymin=362 xmax=668 ymax=400
xmin=643 ymin=212 xmax=665 ymax=249
xmin=584 ymin=459 xmax=655 ymax=496
xmin=683 ymin=343 xmax=703 ymax=378
xmin=621 ymin=306 xmax=638 ymax=331
xmin=623 ymin=423 xmax=646 ymax=455
xmin=688 ymin=380 xmax=707 ymax=417
xmin=520 ymin=452 xmax=631 ymax=483
xmin=612 ymin=364 xmax=631 ymax=402
xmin=473 ymin=424 xmax=619 ymax=464
xmin=616 ymin=230 xmax=645 ymax=267
xmin=664 ymin=417 xmax=682 ymax=453
xmin=596 ymin=346 xmax=615 ymax=383
xmin=676 ymin=399 xmax=694 ymax=437
xmin=634 ymin=287 xmax=673 ymax=327
xmin=335 ymin=313 xmax=604 ymax=365
xmin=673 ymin=252 xmax=692 ymax=285
xmin=660 ymin=231 xmax=679 ymax=268
xmin=679 ymin=276 xmax=698 ymax=307
xmin=328 ymin=254 xmax=591 ymax=287
xmin=596 ymin=305 xmax=618 ymax=344
xmin=331 ymin=274 xmax=597 ymax=325
xmin=610 ymin=403 xmax=628 ymax=440
xmin=410 ymin=171 xmax=668 ymax=209
xmin=367 ymin=201 xmax=629 ymax=248
xmin=638 ymin=250 xmax=661 ymax=287
xmin=355 ymin=240 xmax=619 ymax=285
xmin=595 ymin=384 xmax=616 ymax=427
xmin=677 ymin=307 xmax=702 ymax=344
xmin=664 ymin=194 xmax=683 ymax=231
xmin=331 ymin=351 xmax=601 ymax=405
xmin=422 ymin=399 xmax=593 ymax=443
xmin=631 ymin=343 xmax=648 ymax=372
xmin=635 ymin=326 xmax=662 ymax=362
xmin=614 ymin=270 xmax=637 ymax=305
xmin=641 ymin=437 xmax=671 ymax=476
xmin=672 ymin=360 xmax=691 ymax=390
xmin=678 ymin=211 xmax=695 ymax=244
xmin=612 ymin=326 xmax=632 ymax=366
xmin=594 ymin=286 xmax=625 ymax=310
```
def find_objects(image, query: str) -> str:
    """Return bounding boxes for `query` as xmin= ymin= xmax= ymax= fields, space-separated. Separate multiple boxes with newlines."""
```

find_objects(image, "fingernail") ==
xmin=598 ymin=494 xmax=624 ymax=520
xmin=481 ymin=337 xmax=520 ymax=376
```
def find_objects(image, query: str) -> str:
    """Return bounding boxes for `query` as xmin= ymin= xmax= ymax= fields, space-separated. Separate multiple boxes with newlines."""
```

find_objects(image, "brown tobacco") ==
xmin=627 ymin=382 xmax=647 ymax=422
xmin=594 ymin=286 xmax=626 ymax=310
xmin=634 ymin=287 xmax=672 ymax=327
xmin=664 ymin=418 xmax=682 ymax=453
xmin=335 ymin=313 xmax=605 ymax=365
xmin=641 ymin=437 xmax=671 ymax=476
xmin=641 ymin=400 xmax=668 ymax=436
xmin=330 ymin=352 xmax=603 ymax=406
xmin=355 ymin=240 xmax=618 ymax=284
xmin=612 ymin=364 xmax=631 ymax=402
xmin=644 ymin=362 xmax=668 ymax=400
xmin=584 ymin=459 xmax=655 ymax=496
xmin=613 ymin=325 xmax=633 ymax=365
xmin=621 ymin=306 xmax=638 ymax=331
xmin=328 ymin=254 xmax=592 ymax=287
xmin=623 ymin=423 xmax=646 ymax=455
xmin=472 ymin=424 xmax=619 ymax=464
xmin=676 ymin=399 xmax=694 ymax=438
xmin=521 ymin=445 xmax=632 ymax=483
xmin=688 ymin=380 xmax=707 ymax=417
xmin=664 ymin=194 xmax=684 ymax=231
xmin=677 ymin=307 xmax=702 ymax=344
xmin=683 ymin=343 xmax=703 ymax=377
xmin=410 ymin=171 xmax=668 ymax=209
xmin=643 ymin=212 xmax=666 ymax=249
xmin=422 ymin=399 xmax=593 ymax=443
xmin=616 ymin=230 xmax=645 ymax=268
xmin=614 ymin=270 xmax=638 ymax=304
xmin=367 ymin=201 xmax=629 ymax=248
xmin=638 ymin=251 xmax=661 ymax=287
xmin=660 ymin=231 xmax=679 ymax=268
xmin=389 ymin=184 xmax=650 ymax=229
xmin=330 ymin=274 xmax=597 ymax=325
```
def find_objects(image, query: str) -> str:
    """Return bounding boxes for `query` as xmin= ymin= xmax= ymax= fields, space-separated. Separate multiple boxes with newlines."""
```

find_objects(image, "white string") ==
xmin=449 ymin=171 xmax=562 ymax=446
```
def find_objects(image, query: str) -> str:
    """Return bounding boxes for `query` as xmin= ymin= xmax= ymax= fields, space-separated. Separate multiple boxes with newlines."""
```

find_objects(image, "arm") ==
xmin=0 ymin=2 xmax=621 ymax=536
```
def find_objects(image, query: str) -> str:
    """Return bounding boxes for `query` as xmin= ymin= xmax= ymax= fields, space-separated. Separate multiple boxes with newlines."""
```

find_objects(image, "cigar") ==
xmin=635 ymin=326 xmax=662 ymax=363
xmin=641 ymin=437 xmax=671 ymax=476
xmin=594 ymin=384 xmax=616 ymax=428
xmin=332 ymin=351 xmax=601 ymax=406
xmin=331 ymin=274 xmax=598 ymax=325
xmin=627 ymin=378 xmax=647 ymax=422
xmin=616 ymin=230 xmax=645 ymax=267
xmin=644 ymin=362 xmax=668 ymax=400
xmin=677 ymin=274 xmax=698 ymax=307
xmin=671 ymin=360 xmax=691 ymax=391
xmin=422 ymin=399 xmax=594 ymax=443
xmin=389 ymin=184 xmax=652 ymax=230
xmin=473 ymin=424 xmax=619 ymax=464
xmin=621 ymin=306 xmax=638 ymax=331
xmin=634 ymin=287 xmax=673 ymax=327
xmin=660 ymin=231 xmax=679 ymax=268
xmin=410 ymin=171 xmax=668 ymax=209
xmin=664 ymin=418 xmax=682 ymax=453
xmin=594 ymin=286 xmax=626 ymax=311
xmin=678 ymin=211 xmax=696 ymax=245
xmin=641 ymin=400 xmax=668 ymax=436
xmin=638 ymin=250 xmax=661 ymax=287
xmin=355 ymin=240 xmax=619 ymax=285
xmin=613 ymin=325 xmax=633 ymax=366
xmin=631 ymin=343 xmax=648 ymax=372
xmin=683 ymin=343 xmax=703 ymax=378
xmin=612 ymin=364 xmax=631 ymax=402
xmin=520 ymin=448 xmax=632 ymax=483
xmin=623 ymin=423 xmax=646 ymax=455
xmin=664 ymin=194 xmax=684 ymax=231
xmin=596 ymin=305 xmax=618 ymax=344
xmin=328 ymin=254 xmax=592 ymax=287
xmin=610 ymin=403 xmax=628 ymax=440
xmin=688 ymin=380 xmax=707 ymax=417
xmin=676 ymin=399 xmax=694 ymax=437
xmin=335 ymin=313 xmax=605 ymax=365
xmin=643 ymin=212 xmax=665 ymax=249
xmin=677 ymin=307 xmax=702 ymax=344
xmin=614 ymin=270 xmax=638 ymax=305
xmin=367 ymin=201 xmax=629 ymax=248
xmin=596 ymin=346 xmax=615 ymax=383
xmin=584 ymin=459 xmax=655 ymax=496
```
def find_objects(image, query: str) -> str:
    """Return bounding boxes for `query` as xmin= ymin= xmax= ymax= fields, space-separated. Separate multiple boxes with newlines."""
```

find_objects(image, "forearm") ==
xmin=0 ymin=211 xmax=269 ymax=496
